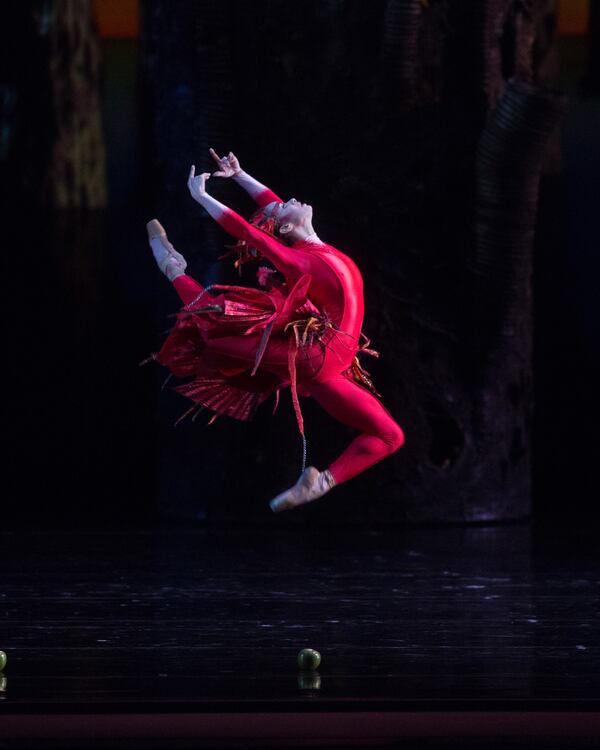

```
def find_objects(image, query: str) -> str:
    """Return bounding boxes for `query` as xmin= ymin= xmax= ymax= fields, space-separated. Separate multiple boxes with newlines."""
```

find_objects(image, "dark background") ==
xmin=1 ymin=0 xmax=598 ymax=529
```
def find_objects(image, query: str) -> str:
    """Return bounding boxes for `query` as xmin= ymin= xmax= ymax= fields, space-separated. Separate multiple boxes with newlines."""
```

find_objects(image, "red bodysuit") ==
xmin=154 ymin=187 xmax=404 ymax=485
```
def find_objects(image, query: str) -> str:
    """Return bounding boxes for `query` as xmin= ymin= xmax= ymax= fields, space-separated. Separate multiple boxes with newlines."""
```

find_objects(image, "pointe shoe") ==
xmin=147 ymin=219 xmax=188 ymax=281
xmin=146 ymin=218 xmax=166 ymax=241
xmin=269 ymin=467 xmax=336 ymax=513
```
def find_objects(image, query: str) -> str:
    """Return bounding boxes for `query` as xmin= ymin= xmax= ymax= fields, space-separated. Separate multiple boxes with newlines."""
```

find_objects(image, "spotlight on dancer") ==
xmin=145 ymin=149 xmax=405 ymax=512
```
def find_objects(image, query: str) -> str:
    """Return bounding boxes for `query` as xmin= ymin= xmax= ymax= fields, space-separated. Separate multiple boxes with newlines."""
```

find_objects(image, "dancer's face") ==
xmin=272 ymin=198 xmax=313 ymax=228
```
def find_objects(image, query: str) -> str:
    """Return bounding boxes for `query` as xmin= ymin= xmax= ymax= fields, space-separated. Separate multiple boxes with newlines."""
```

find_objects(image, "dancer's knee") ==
xmin=383 ymin=421 xmax=405 ymax=453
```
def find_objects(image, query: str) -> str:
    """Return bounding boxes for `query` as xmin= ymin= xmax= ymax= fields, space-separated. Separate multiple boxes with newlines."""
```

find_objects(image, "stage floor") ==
xmin=1 ymin=520 xmax=599 ymax=746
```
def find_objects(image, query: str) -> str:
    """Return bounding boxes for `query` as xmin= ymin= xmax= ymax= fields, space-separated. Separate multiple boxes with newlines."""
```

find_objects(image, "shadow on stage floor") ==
xmin=1 ymin=519 xmax=599 ymax=748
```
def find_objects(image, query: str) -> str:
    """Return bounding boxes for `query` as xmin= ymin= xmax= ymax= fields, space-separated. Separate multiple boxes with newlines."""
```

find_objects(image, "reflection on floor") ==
xmin=1 ymin=520 xmax=599 ymax=746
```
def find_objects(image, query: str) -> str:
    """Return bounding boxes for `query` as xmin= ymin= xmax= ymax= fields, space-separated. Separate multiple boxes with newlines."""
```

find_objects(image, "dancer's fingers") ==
xmin=209 ymin=147 xmax=221 ymax=164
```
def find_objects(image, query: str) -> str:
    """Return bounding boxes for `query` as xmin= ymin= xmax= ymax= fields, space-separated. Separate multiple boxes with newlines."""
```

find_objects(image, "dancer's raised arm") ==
xmin=188 ymin=166 xmax=310 ymax=278
xmin=209 ymin=148 xmax=282 ymax=207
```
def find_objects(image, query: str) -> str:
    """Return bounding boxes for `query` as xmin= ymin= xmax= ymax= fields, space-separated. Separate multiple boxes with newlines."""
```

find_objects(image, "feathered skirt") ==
xmin=142 ymin=273 xmax=379 ymax=435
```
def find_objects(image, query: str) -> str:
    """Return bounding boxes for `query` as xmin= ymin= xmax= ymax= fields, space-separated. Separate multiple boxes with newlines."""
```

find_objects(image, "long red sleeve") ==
xmin=216 ymin=208 xmax=312 ymax=279
xmin=256 ymin=187 xmax=282 ymax=208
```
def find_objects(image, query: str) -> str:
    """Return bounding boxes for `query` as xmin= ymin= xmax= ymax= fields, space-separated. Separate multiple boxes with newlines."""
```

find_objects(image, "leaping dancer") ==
xmin=145 ymin=149 xmax=405 ymax=512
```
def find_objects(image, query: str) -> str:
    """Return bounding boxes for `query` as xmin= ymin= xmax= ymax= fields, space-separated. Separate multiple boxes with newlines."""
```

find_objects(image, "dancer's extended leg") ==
xmin=147 ymin=219 xmax=189 ymax=283
xmin=204 ymin=333 xmax=325 ymax=381
xmin=147 ymin=219 xmax=209 ymax=306
xmin=172 ymin=275 xmax=205 ymax=306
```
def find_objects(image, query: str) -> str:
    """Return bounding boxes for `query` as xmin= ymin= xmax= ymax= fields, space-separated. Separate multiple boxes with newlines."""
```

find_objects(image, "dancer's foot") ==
xmin=269 ymin=467 xmax=336 ymax=513
xmin=147 ymin=219 xmax=188 ymax=281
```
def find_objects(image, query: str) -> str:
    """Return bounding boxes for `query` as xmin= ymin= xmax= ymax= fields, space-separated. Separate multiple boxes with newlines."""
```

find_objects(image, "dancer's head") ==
xmin=251 ymin=199 xmax=314 ymax=244
xmin=225 ymin=197 xmax=316 ymax=272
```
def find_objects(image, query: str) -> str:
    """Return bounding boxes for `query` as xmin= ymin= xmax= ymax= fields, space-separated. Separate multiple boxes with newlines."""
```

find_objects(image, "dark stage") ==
xmin=2 ymin=0 xmax=600 ymax=747
xmin=2 ymin=520 xmax=600 ymax=747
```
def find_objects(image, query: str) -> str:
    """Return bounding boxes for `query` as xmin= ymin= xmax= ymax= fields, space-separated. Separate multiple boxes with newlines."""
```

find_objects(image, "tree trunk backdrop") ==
xmin=1 ymin=0 xmax=569 ymax=525
xmin=140 ymin=0 xmax=565 ymax=525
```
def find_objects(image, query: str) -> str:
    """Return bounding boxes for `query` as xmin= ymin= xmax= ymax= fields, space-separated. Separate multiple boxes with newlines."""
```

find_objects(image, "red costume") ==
xmin=150 ymin=187 xmax=404 ymax=486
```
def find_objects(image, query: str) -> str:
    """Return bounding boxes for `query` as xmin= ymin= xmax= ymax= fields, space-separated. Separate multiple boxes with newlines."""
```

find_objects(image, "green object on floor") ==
xmin=0 ymin=651 xmax=6 ymax=671
xmin=297 ymin=648 xmax=321 ymax=670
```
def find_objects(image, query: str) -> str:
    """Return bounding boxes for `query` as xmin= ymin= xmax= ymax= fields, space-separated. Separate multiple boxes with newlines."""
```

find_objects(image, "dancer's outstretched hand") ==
xmin=209 ymin=148 xmax=241 ymax=178
xmin=187 ymin=165 xmax=211 ymax=202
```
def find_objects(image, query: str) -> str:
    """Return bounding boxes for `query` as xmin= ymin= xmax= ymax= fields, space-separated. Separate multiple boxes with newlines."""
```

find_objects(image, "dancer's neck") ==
xmin=291 ymin=226 xmax=323 ymax=245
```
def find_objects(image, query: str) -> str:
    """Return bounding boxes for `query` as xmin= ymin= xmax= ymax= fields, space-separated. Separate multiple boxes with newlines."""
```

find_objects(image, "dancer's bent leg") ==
xmin=269 ymin=374 xmax=403 ymax=513
xmin=308 ymin=374 xmax=404 ymax=485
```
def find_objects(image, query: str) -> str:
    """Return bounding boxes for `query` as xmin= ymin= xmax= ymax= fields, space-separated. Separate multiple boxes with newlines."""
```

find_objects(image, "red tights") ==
xmin=173 ymin=275 xmax=404 ymax=484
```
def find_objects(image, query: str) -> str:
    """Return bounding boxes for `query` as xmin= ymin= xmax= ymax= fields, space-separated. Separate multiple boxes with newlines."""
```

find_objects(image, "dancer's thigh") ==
xmin=206 ymin=333 xmax=325 ymax=379
xmin=307 ymin=375 xmax=400 ymax=435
